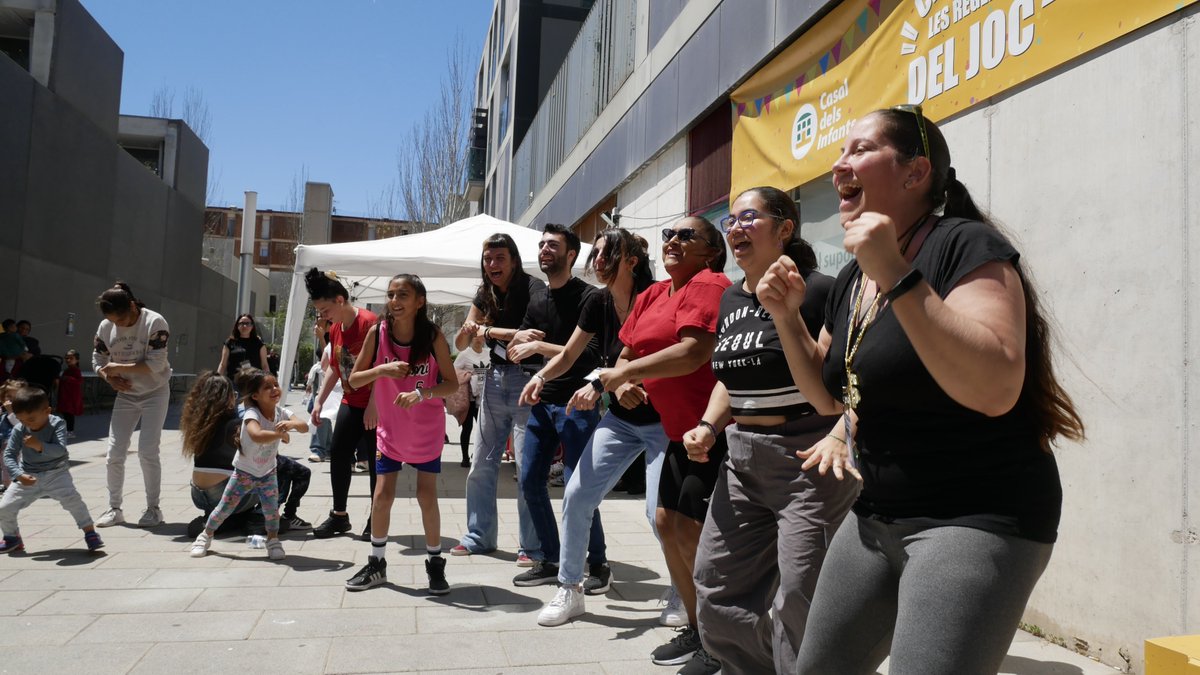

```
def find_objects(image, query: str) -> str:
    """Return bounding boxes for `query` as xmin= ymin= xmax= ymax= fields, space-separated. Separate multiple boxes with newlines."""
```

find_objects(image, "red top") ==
xmin=330 ymin=308 xmax=378 ymax=409
xmin=57 ymin=365 xmax=84 ymax=416
xmin=619 ymin=268 xmax=730 ymax=440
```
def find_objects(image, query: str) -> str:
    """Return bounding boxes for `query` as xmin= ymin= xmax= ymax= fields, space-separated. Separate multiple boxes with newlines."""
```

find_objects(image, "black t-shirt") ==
xmin=472 ymin=272 xmax=546 ymax=366
xmin=224 ymin=336 xmax=265 ymax=375
xmin=520 ymin=276 xmax=602 ymax=405
xmin=193 ymin=415 xmax=240 ymax=473
xmin=713 ymin=270 xmax=837 ymax=422
xmin=578 ymin=287 xmax=660 ymax=426
xmin=821 ymin=217 xmax=1061 ymax=543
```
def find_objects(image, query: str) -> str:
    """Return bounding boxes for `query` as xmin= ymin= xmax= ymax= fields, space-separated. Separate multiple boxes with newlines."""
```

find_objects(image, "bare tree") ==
xmin=284 ymin=165 xmax=311 ymax=215
xmin=395 ymin=36 xmax=473 ymax=231
xmin=149 ymin=84 xmax=220 ymax=205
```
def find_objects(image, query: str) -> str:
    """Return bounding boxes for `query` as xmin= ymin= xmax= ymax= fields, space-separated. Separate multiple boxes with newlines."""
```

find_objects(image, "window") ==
xmin=269 ymin=295 xmax=277 ymax=313
xmin=259 ymin=243 xmax=268 ymax=258
xmin=261 ymin=215 xmax=271 ymax=239
xmin=226 ymin=214 xmax=235 ymax=237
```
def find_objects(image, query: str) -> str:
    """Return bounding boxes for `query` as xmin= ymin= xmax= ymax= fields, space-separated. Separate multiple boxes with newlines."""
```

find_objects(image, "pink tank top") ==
xmin=374 ymin=321 xmax=445 ymax=464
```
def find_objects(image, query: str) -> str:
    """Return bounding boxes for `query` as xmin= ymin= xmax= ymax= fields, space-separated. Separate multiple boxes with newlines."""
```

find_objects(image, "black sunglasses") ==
xmin=661 ymin=227 xmax=701 ymax=244
xmin=891 ymin=104 xmax=930 ymax=159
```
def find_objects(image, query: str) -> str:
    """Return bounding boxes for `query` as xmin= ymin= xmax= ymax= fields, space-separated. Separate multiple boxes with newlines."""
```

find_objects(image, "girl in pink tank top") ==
xmin=347 ymin=274 xmax=459 ymax=595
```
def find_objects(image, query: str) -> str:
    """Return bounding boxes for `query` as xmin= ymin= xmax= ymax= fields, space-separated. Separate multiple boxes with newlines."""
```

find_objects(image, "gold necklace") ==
xmin=842 ymin=276 xmax=879 ymax=410
xmin=841 ymin=215 xmax=929 ymax=410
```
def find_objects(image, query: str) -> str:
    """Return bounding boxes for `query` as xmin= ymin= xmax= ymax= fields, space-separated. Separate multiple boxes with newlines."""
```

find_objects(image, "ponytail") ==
xmin=97 ymin=281 xmax=144 ymax=315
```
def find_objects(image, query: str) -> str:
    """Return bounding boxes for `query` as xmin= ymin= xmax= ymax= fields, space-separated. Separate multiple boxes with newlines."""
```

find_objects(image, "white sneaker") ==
xmin=137 ymin=507 xmax=163 ymax=527
xmin=189 ymin=533 xmax=211 ymax=558
xmin=659 ymin=586 xmax=687 ymax=627
xmin=538 ymin=585 xmax=585 ymax=626
xmin=266 ymin=539 xmax=285 ymax=560
xmin=95 ymin=508 xmax=124 ymax=528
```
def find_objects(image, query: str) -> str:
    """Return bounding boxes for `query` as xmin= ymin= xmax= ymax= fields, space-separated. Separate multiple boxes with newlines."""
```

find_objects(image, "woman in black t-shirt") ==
xmin=683 ymin=187 xmax=860 ymax=674
xmin=180 ymin=372 xmax=258 ymax=536
xmin=758 ymin=108 xmax=1084 ymax=674
xmin=217 ymin=314 xmax=269 ymax=378
xmin=519 ymin=228 xmax=663 ymax=626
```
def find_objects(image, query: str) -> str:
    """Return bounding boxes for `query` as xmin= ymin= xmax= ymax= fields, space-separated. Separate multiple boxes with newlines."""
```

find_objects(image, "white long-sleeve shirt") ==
xmin=92 ymin=308 xmax=173 ymax=397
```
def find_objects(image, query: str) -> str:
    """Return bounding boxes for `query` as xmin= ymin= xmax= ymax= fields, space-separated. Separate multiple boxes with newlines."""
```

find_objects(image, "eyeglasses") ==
xmin=719 ymin=209 xmax=783 ymax=234
xmin=891 ymin=104 xmax=930 ymax=159
xmin=661 ymin=227 xmax=701 ymax=244
xmin=237 ymin=321 xmax=253 ymax=327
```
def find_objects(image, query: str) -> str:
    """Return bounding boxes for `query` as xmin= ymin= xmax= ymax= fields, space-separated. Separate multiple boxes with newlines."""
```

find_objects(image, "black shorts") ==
xmin=658 ymin=434 xmax=728 ymax=522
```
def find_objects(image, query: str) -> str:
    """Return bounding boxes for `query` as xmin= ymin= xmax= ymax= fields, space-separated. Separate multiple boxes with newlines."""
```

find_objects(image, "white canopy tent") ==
xmin=277 ymin=213 xmax=593 ymax=389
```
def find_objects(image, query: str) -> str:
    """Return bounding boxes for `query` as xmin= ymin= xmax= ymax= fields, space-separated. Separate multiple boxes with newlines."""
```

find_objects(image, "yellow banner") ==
xmin=730 ymin=0 xmax=1197 ymax=198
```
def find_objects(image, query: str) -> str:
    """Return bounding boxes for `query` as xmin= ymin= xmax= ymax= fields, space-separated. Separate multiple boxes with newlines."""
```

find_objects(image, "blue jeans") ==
xmin=558 ymin=413 xmax=667 ymax=585
xmin=460 ymin=364 xmax=539 ymax=555
xmin=308 ymin=415 xmax=332 ymax=459
xmin=520 ymin=401 xmax=602 ymax=565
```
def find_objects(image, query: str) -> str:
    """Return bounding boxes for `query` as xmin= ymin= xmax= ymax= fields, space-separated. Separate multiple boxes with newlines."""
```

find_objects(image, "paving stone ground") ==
xmin=0 ymin=391 xmax=1116 ymax=674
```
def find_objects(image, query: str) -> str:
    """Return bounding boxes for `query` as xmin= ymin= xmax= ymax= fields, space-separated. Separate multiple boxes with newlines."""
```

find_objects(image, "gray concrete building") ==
xmin=471 ymin=0 xmax=1200 ymax=671
xmin=0 ymin=0 xmax=235 ymax=376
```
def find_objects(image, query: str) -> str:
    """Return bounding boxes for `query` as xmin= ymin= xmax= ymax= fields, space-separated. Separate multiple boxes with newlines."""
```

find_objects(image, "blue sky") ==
xmin=84 ymin=0 xmax=493 ymax=216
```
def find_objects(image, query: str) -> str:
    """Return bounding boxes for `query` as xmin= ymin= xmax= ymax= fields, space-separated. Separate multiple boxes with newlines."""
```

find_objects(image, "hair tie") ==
xmin=946 ymin=167 xmax=957 ymax=184
xmin=325 ymin=270 xmax=339 ymax=280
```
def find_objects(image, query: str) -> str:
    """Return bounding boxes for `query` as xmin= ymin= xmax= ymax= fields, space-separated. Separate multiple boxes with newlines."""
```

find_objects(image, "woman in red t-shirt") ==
xmin=601 ymin=216 xmax=731 ymax=668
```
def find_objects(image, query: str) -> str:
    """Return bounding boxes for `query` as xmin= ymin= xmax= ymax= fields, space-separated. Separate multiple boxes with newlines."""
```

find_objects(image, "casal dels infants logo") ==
xmin=791 ymin=103 xmax=818 ymax=160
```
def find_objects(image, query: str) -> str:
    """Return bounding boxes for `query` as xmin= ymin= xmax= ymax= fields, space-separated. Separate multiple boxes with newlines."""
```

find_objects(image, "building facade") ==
xmin=471 ymin=0 xmax=1200 ymax=672
xmin=0 ymin=0 xmax=232 ymax=376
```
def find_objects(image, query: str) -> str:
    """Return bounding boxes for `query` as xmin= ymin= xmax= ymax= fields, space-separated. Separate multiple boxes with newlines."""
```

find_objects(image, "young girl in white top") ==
xmin=190 ymin=368 xmax=307 ymax=560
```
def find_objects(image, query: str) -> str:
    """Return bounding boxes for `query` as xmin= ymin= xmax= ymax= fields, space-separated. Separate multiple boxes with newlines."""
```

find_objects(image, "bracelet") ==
xmin=483 ymin=326 xmax=493 ymax=340
xmin=534 ymin=373 xmax=546 ymax=383
xmin=883 ymin=268 xmax=924 ymax=302
xmin=418 ymin=387 xmax=433 ymax=400
xmin=697 ymin=420 xmax=718 ymax=437
xmin=826 ymin=433 xmax=846 ymax=445
xmin=590 ymin=378 xmax=604 ymax=393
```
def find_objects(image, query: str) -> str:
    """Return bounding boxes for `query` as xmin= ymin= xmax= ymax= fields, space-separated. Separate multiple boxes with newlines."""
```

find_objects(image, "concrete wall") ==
xmin=0 ymin=0 xmax=234 ymax=379
xmin=615 ymin=137 xmax=687 ymax=277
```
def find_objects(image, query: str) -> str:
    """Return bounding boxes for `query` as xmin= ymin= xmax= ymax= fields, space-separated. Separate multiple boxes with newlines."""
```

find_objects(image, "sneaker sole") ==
xmin=345 ymin=577 xmax=387 ymax=591
xmin=449 ymin=547 xmax=472 ymax=556
xmin=651 ymin=653 xmax=698 ymax=667
xmin=537 ymin=606 xmax=584 ymax=627
xmin=584 ymin=580 xmax=612 ymax=595
xmin=313 ymin=526 xmax=352 ymax=539
xmin=95 ymin=519 xmax=123 ymax=528
xmin=659 ymin=614 xmax=688 ymax=627
xmin=515 ymin=559 xmax=535 ymax=567
xmin=427 ymin=585 xmax=451 ymax=596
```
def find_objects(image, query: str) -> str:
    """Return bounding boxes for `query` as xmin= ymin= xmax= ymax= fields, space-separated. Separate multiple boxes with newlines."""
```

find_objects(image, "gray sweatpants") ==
xmin=105 ymin=384 xmax=170 ymax=510
xmin=694 ymin=419 xmax=860 ymax=675
xmin=0 ymin=466 xmax=94 ymax=535
xmin=794 ymin=514 xmax=1054 ymax=675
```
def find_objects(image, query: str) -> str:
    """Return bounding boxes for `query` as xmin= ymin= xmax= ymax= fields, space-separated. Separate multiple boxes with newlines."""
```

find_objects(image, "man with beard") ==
xmin=509 ymin=224 xmax=605 ymax=586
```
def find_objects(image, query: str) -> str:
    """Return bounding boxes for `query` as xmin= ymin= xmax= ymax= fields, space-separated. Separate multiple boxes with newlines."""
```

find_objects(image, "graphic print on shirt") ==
xmin=712 ymin=304 xmax=771 ymax=372
xmin=147 ymin=330 xmax=170 ymax=349
xmin=93 ymin=336 xmax=109 ymax=355
xmin=337 ymin=346 xmax=356 ymax=391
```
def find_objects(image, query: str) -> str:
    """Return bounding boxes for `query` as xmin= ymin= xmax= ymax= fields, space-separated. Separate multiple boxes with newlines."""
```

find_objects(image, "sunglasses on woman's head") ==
xmin=661 ymin=227 xmax=701 ymax=243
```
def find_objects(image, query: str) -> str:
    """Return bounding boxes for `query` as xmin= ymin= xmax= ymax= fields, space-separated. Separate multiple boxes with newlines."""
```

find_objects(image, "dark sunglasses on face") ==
xmin=237 ymin=321 xmax=252 ymax=326
xmin=661 ymin=227 xmax=701 ymax=244
xmin=891 ymin=103 xmax=930 ymax=159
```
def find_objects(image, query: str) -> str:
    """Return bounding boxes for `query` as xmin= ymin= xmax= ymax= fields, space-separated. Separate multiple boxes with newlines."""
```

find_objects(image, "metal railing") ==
xmin=510 ymin=0 xmax=637 ymax=220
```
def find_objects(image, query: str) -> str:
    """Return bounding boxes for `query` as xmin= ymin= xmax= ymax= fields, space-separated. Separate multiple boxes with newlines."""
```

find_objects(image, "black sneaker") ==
xmin=513 ymin=561 xmax=559 ymax=587
xmin=360 ymin=517 xmax=372 ymax=542
xmin=278 ymin=518 xmax=291 ymax=534
xmin=652 ymin=626 xmax=702 ymax=666
xmin=676 ymin=646 xmax=721 ymax=675
xmin=313 ymin=511 xmax=352 ymax=539
xmin=286 ymin=515 xmax=311 ymax=530
xmin=426 ymin=556 xmax=450 ymax=595
xmin=584 ymin=562 xmax=612 ymax=595
xmin=345 ymin=556 xmax=387 ymax=591
xmin=186 ymin=515 xmax=207 ymax=539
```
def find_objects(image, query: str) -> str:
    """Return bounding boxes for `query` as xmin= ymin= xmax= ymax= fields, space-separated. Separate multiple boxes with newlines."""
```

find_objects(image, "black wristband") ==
xmin=590 ymin=378 xmax=604 ymax=392
xmin=697 ymin=420 xmax=718 ymax=437
xmin=883 ymin=268 xmax=924 ymax=302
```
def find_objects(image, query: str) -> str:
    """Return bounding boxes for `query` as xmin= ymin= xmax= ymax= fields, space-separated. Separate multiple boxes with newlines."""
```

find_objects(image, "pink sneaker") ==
xmin=516 ymin=552 xmax=535 ymax=567
xmin=450 ymin=544 xmax=472 ymax=557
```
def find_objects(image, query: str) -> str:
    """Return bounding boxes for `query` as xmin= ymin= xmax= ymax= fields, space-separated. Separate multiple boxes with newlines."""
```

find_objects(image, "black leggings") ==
xmin=658 ymin=435 xmax=728 ymax=522
xmin=331 ymin=404 xmax=377 ymax=513
xmin=459 ymin=400 xmax=478 ymax=457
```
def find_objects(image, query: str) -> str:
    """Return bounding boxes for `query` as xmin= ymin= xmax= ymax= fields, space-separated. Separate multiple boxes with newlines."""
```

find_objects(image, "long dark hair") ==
xmin=586 ymin=228 xmax=655 ymax=293
xmin=228 ymin=313 xmax=263 ymax=342
xmin=97 ymin=281 xmax=145 ymax=316
xmin=180 ymin=371 xmax=237 ymax=460
xmin=383 ymin=274 xmax=436 ymax=366
xmin=736 ymin=186 xmax=818 ymax=271
xmin=304 ymin=267 xmax=349 ymax=301
xmin=474 ymin=233 xmax=526 ymax=324
xmin=873 ymin=107 xmax=1085 ymax=451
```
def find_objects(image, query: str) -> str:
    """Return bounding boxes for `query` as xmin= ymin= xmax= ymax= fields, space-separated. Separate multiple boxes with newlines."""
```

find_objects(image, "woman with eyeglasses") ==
xmin=755 ymin=107 xmax=1084 ymax=674
xmin=596 ymin=217 xmax=731 ymax=672
xmin=683 ymin=187 xmax=860 ymax=675
xmin=217 ymin=314 xmax=270 ymax=378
